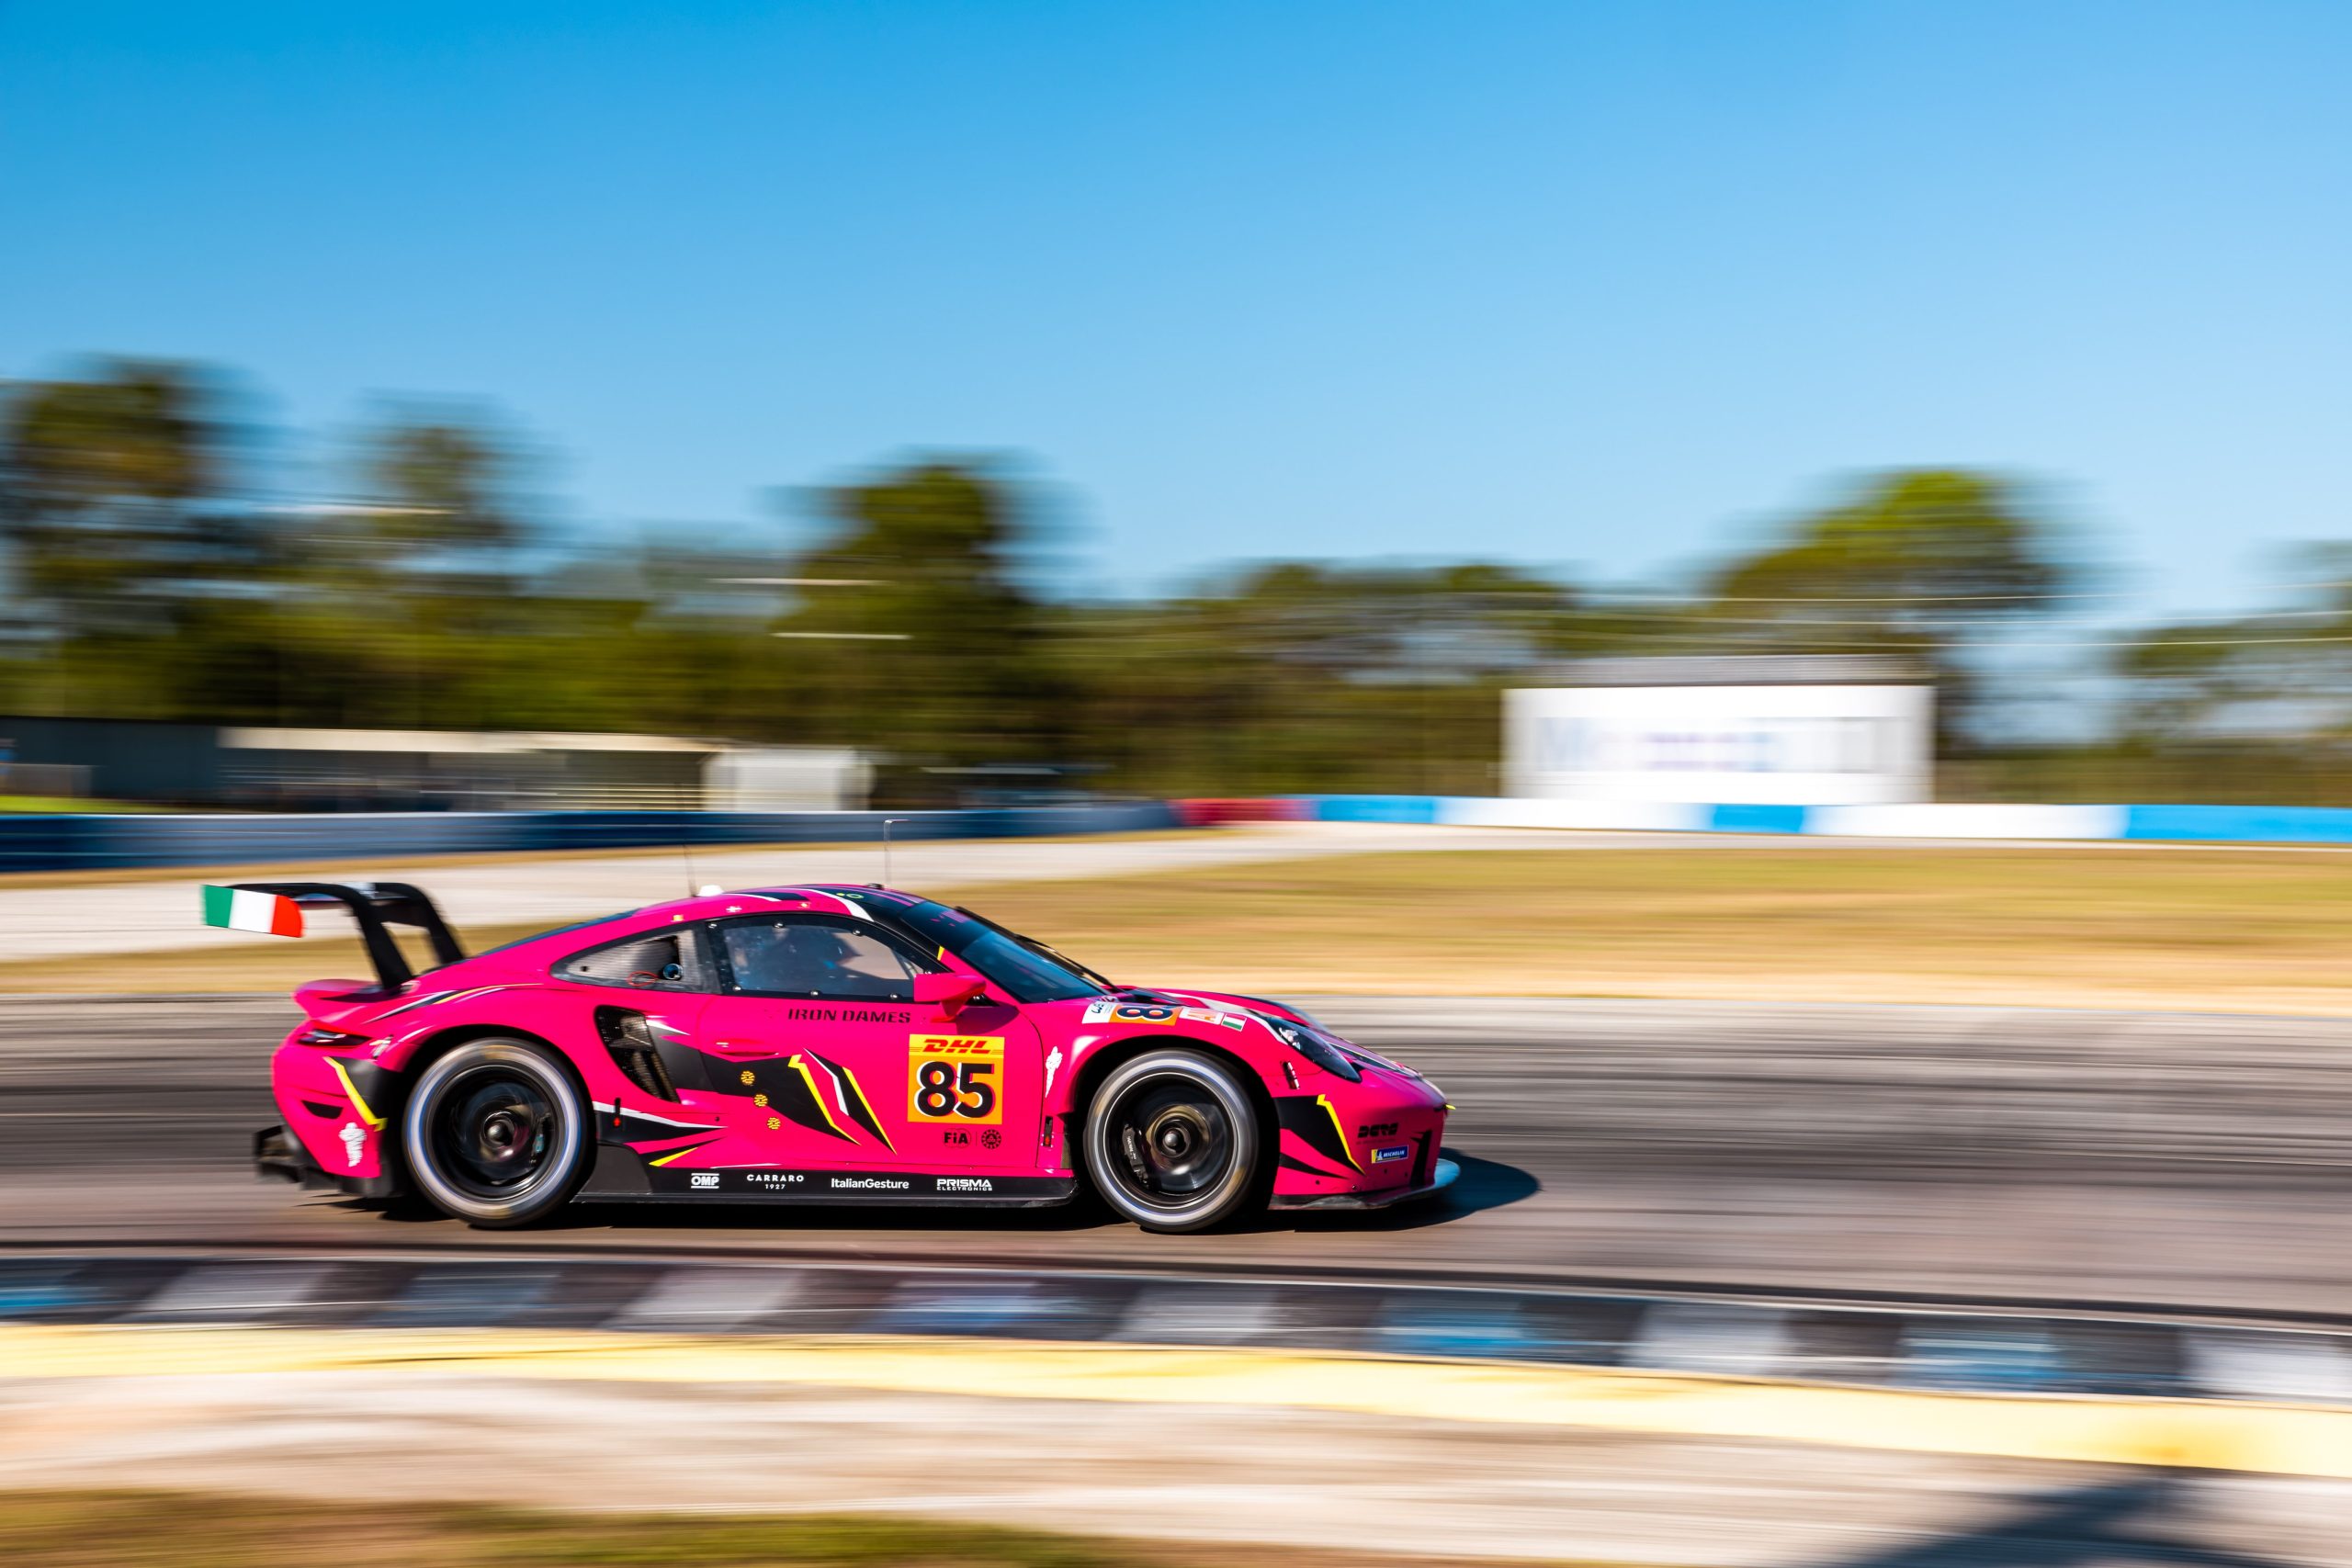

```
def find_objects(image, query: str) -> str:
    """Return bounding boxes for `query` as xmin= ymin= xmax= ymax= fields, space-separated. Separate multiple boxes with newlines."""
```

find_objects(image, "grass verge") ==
xmin=949 ymin=843 xmax=2352 ymax=1014
xmin=11 ymin=843 xmax=2352 ymax=1012
xmin=0 ymin=1490 xmax=1588 ymax=1568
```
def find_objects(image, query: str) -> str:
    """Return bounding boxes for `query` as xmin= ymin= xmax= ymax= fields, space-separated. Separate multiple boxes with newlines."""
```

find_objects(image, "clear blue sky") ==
xmin=3 ymin=1 xmax=2346 ymax=614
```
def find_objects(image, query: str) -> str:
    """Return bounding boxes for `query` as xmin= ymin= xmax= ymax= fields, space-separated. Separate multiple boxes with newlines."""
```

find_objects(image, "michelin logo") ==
xmin=1372 ymin=1144 xmax=1410 ymax=1164
xmin=338 ymin=1122 xmax=366 ymax=1168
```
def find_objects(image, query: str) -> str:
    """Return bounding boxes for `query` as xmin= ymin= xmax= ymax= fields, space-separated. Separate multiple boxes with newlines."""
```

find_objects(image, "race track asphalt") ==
xmin=6 ymin=993 xmax=2349 ymax=1316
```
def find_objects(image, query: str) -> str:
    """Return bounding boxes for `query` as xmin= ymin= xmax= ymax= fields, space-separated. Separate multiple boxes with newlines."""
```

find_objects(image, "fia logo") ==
xmin=943 ymin=1129 xmax=969 ymax=1145
xmin=338 ymin=1122 xmax=366 ymax=1168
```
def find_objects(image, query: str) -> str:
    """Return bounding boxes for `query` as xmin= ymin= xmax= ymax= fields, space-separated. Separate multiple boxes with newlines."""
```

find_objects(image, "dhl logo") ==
xmin=910 ymin=1034 xmax=1003 ymax=1057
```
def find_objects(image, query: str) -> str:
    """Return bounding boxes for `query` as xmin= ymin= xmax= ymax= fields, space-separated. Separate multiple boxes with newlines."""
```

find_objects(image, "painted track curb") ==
xmin=5 ymin=1249 xmax=2347 ymax=1409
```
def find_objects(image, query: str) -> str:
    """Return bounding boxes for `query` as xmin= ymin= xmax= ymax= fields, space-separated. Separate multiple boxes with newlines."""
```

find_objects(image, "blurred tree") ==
xmin=772 ymin=460 xmax=1054 ymax=773
xmin=0 ymin=359 xmax=222 ymax=626
xmin=2115 ymin=545 xmax=2352 ymax=745
xmin=356 ymin=408 xmax=527 ymax=560
xmin=1705 ymin=468 xmax=2061 ymax=629
xmin=1045 ymin=560 xmax=1578 ymax=796
xmin=1689 ymin=469 xmax=2073 ymax=743
xmin=0 ymin=359 xmax=271 ymax=716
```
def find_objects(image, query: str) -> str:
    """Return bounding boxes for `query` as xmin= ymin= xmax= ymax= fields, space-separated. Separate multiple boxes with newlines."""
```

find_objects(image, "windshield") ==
xmin=832 ymin=889 xmax=1106 ymax=1003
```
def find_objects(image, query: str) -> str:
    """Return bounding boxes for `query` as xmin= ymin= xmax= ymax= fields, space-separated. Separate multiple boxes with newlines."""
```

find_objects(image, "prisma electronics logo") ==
xmin=934 ymin=1177 xmax=995 ymax=1192
xmin=830 ymin=1176 xmax=910 ymax=1191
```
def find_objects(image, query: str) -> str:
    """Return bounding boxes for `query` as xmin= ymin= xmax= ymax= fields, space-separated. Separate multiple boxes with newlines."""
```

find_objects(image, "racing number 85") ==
xmin=907 ymin=1034 xmax=1005 ymax=1124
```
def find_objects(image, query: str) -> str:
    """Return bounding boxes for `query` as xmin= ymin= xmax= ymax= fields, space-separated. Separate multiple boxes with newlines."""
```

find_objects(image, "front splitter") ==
xmin=1269 ymin=1156 xmax=1459 ymax=1212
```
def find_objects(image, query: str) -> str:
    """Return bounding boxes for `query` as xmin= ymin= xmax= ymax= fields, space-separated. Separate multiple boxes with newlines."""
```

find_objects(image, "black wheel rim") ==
xmin=431 ymin=1066 xmax=560 ymax=1200
xmin=1107 ymin=1074 xmax=1234 ymax=1208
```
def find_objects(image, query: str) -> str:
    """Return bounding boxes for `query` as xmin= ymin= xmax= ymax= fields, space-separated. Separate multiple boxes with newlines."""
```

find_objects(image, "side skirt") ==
xmin=577 ymin=1152 xmax=1078 ymax=1209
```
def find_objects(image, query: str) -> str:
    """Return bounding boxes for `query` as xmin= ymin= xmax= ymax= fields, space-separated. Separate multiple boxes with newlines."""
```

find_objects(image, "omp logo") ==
xmin=337 ymin=1122 xmax=366 ymax=1168
xmin=830 ymin=1176 xmax=910 ymax=1191
xmin=689 ymin=1171 xmax=719 ymax=1190
xmin=1372 ymin=1145 xmax=1411 ymax=1164
xmin=935 ymin=1177 xmax=995 ymax=1192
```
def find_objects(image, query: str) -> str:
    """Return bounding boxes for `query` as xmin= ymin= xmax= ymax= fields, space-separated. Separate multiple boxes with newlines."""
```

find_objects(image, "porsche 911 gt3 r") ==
xmin=244 ymin=881 xmax=1456 ymax=1232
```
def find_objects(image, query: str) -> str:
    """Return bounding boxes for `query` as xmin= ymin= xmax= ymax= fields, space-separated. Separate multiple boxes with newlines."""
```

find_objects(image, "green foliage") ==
xmin=0 ymin=360 xmax=2100 ymax=798
xmin=1706 ymin=469 xmax=2061 ymax=613
xmin=0 ymin=359 xmax=242 ymax=652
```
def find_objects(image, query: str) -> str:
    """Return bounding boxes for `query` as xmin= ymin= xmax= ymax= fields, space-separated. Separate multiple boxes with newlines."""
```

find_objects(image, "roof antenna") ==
xmin=880 ymin=817 xmax=908 ymax=888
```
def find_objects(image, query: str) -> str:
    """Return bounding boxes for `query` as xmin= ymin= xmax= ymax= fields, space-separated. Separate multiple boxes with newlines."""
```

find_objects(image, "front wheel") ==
xmin=401 ymin=1037 xmax=590 ymax=1228
xmin=1082 ymin=1048 xmax=1264 ymax=1233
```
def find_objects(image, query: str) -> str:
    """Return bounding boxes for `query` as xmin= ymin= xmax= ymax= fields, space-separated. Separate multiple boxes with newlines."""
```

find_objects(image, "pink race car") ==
xmin=247 ymin=881 xmax=1456 ymax=1232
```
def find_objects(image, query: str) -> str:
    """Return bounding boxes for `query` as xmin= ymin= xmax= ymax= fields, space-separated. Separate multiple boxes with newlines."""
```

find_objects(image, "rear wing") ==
xmin=220 ymin=881 xmax=466 ymax=990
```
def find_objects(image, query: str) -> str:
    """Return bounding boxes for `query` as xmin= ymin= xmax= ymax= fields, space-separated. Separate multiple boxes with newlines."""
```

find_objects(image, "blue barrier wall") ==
xmin=1301 ymin=795 xmax=2352 ymax=846
xmin=2120 ymin=804 xmax=2352 ymax=843
xmin=1704 ymin=803 xmax=1810 ymax=835
xmin=1296 ymin=795 xmax=1442 ymax=825
xmin=0 ymin=802 xmax=1184 ymax=874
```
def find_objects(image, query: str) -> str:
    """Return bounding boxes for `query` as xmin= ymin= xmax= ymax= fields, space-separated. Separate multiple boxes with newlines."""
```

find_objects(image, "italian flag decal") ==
xmin=199 ymin=886 xmax=304 ymax=938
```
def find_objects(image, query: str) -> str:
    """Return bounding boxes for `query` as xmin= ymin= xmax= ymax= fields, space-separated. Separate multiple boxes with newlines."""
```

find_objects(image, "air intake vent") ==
xmin=594 ymin=1007 xmax=678 ymax=1101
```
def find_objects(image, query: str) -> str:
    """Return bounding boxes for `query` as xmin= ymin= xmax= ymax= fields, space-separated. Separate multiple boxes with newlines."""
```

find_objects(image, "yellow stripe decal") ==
xmin=1315 ymin=1093 xmax=1359 ymax=1171
xmin=787 ymin=1055 xmax=853 ymax=1141
xmin=833 ymin=1062 xmax=894 ymax=1153
xmin=4 ymin=1325 xmax=2350 ymax=1479
xmin=323 ymin=1057 xmax=383 ymax=1129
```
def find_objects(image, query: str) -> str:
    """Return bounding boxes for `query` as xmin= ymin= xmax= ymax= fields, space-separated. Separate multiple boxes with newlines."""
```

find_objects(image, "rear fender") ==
xmin=348 ymin=982 xmax=550 ymax=1074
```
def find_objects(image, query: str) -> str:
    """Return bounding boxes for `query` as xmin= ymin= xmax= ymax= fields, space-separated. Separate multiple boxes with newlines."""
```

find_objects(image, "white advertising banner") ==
xmin=1504 ymin=684 xmax=1933 ymax=806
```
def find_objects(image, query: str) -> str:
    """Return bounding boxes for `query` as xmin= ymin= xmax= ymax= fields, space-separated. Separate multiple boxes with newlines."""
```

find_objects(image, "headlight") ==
xmin=1270 ymin=1020 xmax=1361 ymax=1083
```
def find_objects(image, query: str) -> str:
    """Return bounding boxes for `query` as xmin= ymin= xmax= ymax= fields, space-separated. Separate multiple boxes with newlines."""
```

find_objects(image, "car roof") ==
xmin=470 ymin=886 xmax=943 ymax=968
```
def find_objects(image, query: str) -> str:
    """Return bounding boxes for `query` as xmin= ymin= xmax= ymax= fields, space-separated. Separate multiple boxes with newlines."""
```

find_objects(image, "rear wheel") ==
xmin=401 ymin=1037 xmax=589 ymax=1228
xmin=1083 ymin=1048 xmax=1263 ymax=1233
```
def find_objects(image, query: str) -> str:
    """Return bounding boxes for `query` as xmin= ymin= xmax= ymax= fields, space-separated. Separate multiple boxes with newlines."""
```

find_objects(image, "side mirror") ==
xmin=914 ymin=973 xmax=989 ymax=1017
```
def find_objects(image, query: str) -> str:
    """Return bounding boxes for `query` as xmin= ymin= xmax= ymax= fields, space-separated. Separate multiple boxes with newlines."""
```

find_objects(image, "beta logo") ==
xmin=1372 ymin=1145 xmax=1411 ymax=1164
xmin=1357 ymin=1122 xmax=1398 ymax=1141
xmin=690 ymin=1171 xmax=719 ymax=1190
xmin=337 ymin=1122 xmax=366 ymax=1168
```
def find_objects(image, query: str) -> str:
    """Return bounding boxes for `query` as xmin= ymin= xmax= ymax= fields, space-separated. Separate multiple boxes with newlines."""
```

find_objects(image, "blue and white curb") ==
xmin=6 ymin=1250 xmax=2351 ymax=1406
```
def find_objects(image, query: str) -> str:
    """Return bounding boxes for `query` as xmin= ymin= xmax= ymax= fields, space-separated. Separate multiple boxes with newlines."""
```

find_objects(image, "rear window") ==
xmin=555 ymin=926 xmax=714 ymax=992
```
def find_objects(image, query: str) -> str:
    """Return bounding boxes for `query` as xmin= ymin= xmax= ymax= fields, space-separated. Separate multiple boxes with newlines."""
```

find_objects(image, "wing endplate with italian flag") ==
xmin=200 ymin=885 xmax=305 ymax=938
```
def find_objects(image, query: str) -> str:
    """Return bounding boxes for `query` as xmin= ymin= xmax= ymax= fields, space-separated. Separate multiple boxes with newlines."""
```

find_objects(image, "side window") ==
xmin=556 ymin=927 xmax=713 ymax=991
xmin=718 ymin=915 xmax=936 ymax=1001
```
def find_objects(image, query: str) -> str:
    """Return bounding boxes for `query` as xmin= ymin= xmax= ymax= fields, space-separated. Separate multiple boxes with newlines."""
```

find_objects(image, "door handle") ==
xmin=711 ymin=1040 xmax=779 ymax=1057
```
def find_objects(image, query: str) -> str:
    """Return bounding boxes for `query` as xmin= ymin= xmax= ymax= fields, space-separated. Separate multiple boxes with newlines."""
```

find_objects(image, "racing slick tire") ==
xmin=401 ymin=1036 xmax=591 ymax=1229
xmin=1082 ymin=1047 xmax=1264 ymax=1234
